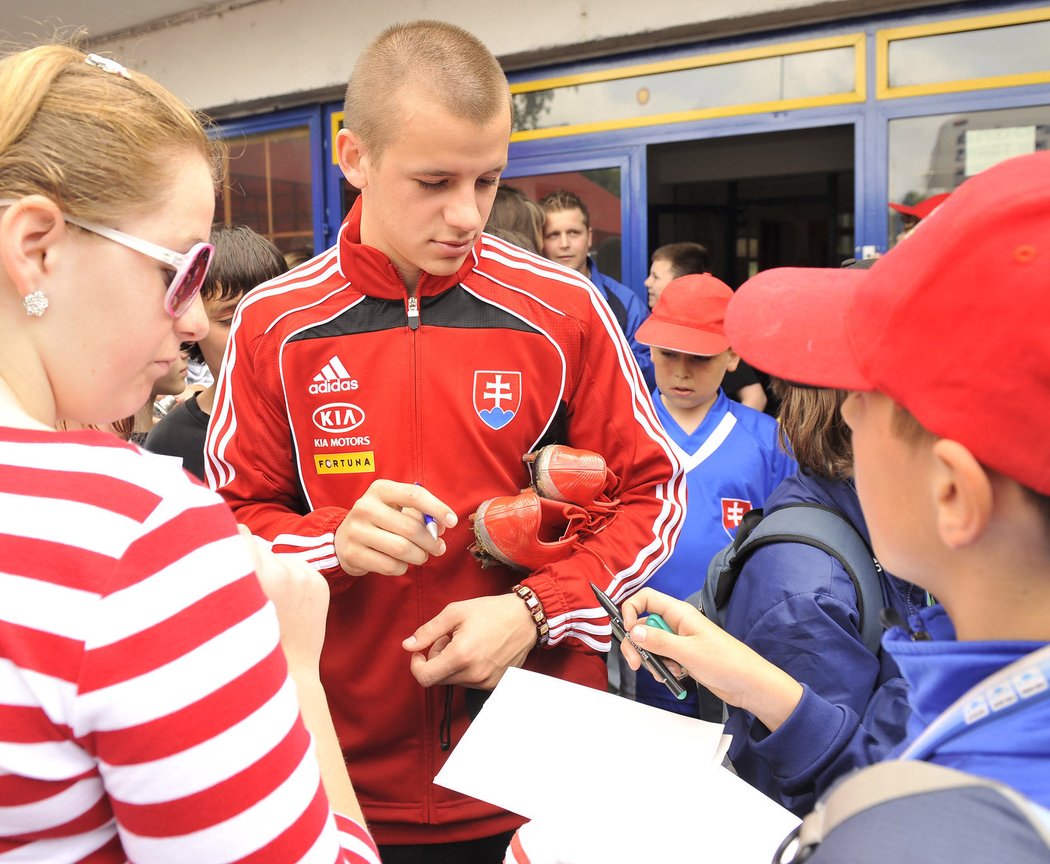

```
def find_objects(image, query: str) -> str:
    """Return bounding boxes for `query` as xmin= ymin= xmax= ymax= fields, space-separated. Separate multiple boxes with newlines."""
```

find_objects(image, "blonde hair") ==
xmin=774 ymin=381 xmax=853 ymax=481
xmin=342 ymin=20 xmax=510 ymax=162
xmin=0 ymin=44 xmax=222 ymax=223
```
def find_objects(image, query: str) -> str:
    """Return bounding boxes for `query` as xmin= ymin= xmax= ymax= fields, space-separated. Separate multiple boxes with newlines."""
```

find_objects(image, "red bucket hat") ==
xmin=636 ymin=274 xmax=733 ymax=356
xmin=725 ymin=151 xmax=1050 ymax=494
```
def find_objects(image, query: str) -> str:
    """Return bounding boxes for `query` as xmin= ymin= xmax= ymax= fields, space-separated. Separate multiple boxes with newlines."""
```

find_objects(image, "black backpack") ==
xmin=691 ymin=503 xmax=886 ymax=722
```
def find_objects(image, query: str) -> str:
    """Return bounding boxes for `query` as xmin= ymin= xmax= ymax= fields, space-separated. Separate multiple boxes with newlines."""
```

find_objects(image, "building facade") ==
xmin=66 ymin=0 xmax=1050 ymax=294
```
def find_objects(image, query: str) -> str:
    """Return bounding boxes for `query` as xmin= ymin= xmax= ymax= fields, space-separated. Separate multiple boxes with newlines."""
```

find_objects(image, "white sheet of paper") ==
xmin=436 ymin=667 xmax=800 ymax=864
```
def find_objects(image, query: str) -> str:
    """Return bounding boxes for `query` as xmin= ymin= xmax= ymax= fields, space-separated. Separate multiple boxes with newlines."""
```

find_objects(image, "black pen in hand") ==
xmin=591 ymin=583 xmax=687 ymax=701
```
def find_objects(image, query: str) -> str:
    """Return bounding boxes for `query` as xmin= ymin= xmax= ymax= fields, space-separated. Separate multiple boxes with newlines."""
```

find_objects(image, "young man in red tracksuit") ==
xmin=204 ymin=20 xmax=685 ymax=864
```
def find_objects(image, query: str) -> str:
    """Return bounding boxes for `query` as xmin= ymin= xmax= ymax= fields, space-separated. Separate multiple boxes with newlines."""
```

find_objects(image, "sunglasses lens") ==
xmin=167 ymin=244 xmax=213 ymax=317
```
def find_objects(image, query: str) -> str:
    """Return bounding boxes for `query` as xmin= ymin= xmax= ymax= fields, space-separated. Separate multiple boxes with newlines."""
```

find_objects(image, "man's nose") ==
xmin=445 ymin=189 xmax=482 ymax=233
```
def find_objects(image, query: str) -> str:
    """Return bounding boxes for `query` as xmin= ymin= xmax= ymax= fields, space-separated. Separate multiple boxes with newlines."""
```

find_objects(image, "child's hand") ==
xmin=621 ymin=588 xmax=804 ymax=731
xmin=239 ymin=526 xmax=330 ymax=678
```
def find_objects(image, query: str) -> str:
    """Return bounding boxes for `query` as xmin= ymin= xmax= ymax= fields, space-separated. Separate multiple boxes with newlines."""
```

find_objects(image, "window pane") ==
xmin=887 ymin=105 xmax=1050 ymax=243
xmin=888 ymin=20 xmax=1050 ymax=88
xmin=513 ymin=46 xmax=856 ymax=133
xmin=218 ymin=125 xmax=314 ymax=259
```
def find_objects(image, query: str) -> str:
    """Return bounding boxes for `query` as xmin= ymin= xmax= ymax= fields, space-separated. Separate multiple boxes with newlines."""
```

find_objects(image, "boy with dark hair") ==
xmin=539 ymin=188 xmax=654 ymax=389
xmin=146 ymin=224 xmax=286 ymax=479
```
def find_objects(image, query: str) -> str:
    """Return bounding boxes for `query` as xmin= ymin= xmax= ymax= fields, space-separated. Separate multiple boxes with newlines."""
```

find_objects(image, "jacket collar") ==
xmin=887 ymin=605 xmax=1049 ymax=746
xmin=336 ymin=197 xmax=480 ymax=301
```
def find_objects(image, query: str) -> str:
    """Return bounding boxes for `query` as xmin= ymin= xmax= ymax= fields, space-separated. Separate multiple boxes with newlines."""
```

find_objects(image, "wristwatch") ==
xmin=512 ymin=583 xmax=549 ymax=645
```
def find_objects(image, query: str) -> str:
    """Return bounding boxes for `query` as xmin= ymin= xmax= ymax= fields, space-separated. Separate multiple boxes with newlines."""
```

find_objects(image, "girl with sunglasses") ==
xmin=0 ymin=44 xmax=380 ymax=863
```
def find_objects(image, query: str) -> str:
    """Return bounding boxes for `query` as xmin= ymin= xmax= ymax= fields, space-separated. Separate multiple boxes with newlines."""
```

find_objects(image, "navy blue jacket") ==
xmin=887 ymin=605 xmax=1050 ymax=808
xmin=723 ymin=470 xmax=927 ymax=814
xmin=586 ymin=258 xmax=654 ymax=391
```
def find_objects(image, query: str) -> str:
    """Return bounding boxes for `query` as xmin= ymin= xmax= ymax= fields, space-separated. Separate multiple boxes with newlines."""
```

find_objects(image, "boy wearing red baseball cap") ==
xmin=889 ymin=191 xmax=950 ymax=243
xmin=629 ymin=273 xmax=795 ymax=716
xmin=620 ymin=152 xmax=1050 ymax=810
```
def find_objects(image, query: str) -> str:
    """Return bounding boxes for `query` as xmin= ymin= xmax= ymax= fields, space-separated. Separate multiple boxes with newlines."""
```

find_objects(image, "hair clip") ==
xmin=84 ymin=53 xmax=131 ymax=80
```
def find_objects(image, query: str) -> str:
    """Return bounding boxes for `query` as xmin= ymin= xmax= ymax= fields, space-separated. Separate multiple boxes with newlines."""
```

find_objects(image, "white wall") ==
xmin=91 ymin=0 xmax=945 ymax=116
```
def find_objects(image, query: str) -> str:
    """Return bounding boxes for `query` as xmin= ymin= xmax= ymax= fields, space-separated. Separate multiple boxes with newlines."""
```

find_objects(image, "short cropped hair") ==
xmin=343 ymin=20 xmax=510 ymax=163
xmin=539 ymin=189 xmax=589 ymax=229
xmin=774 ymin=380 xmax=853 ymax=481
xmin=652 ymin=242 xmax=711 ymax=278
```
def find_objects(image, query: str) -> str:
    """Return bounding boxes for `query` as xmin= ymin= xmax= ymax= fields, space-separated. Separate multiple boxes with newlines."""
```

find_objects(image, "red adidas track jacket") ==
xmin=205 ymin=200 xmax=685 ymax=845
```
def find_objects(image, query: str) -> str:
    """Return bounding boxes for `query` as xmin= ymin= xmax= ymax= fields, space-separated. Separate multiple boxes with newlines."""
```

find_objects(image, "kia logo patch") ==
xmin=312 ymin=403 xmax=366 ymax=433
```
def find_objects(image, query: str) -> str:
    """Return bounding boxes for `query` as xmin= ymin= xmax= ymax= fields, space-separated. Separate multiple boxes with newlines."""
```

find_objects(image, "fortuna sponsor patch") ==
xmin=314 ymin=451 xmax=376 ymax=474
xmin=721 ymin=497 xmax=753 ymax=535
xmin=473 ymin=370 xmax=521 ymax=430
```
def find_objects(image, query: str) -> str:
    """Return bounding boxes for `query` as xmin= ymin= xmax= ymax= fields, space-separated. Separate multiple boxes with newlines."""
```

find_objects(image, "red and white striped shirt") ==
xmin=0 ymin=427 xmax=380 ymax=863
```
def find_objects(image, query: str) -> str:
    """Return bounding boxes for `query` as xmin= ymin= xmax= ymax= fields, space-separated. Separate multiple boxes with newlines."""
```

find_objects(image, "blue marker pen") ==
xmin=423 ymin=512 xmax=439 ymax=541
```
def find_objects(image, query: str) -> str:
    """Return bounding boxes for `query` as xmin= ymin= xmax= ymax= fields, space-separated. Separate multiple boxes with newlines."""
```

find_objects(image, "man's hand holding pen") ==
xmin=334 ymin=479 xmax=456 ymax=577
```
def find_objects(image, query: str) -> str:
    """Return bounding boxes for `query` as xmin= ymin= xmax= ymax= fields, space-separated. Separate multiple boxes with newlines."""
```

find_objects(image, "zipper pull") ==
xmin=879 ymin=607 xmax=930 ymax=641
xmin=407 ymin=295 xmax=420 ymax=330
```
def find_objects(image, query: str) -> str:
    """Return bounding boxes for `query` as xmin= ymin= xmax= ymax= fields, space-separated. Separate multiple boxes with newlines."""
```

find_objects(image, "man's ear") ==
xmin=0 ymin=195 xmax=67 ymax=300
xmin=336 ymin=128 xmax=368 ymax=190
xmin=930 ymin=438 xmax=993 ymax=548
xmin=725 ymin=348 xmax=741 ymax=373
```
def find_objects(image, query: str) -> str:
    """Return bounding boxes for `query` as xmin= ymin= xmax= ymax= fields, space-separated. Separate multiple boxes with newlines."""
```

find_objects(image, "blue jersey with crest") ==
xmin=636 ymin=389 xmax=795 ymax=714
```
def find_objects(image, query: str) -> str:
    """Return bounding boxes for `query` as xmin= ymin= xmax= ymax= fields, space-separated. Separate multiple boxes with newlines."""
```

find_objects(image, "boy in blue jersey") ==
xmin=631 ymin=273 xmax=795 ymax=715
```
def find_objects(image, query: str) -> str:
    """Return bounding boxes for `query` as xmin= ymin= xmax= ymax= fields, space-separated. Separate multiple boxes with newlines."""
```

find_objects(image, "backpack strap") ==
xmin=729 ymin=503 xmax=886 ymax=656
xmin=707 ymin=506 xmax=766 ymax=610
xmin=899 ymin=642 xmax=1050 ymax=761
xmin=776 ymin=760 xmax=1050 ymax=863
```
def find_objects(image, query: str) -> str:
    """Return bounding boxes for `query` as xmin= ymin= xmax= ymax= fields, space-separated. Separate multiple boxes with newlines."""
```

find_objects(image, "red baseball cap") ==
xmin=888 ymin=192 xmax=951 ymax=221
xmin=636 ymin=274 xmax=733 ymax=356
xmin=725 ymin=151 xmax=1050 ymax=494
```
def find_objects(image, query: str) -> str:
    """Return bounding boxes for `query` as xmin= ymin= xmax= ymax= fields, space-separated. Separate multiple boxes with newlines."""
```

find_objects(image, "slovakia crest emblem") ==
xmin=721 ymin=497 xmax=753 ymax=536
xmin=473 ymin=370 xmax=521 ymax=430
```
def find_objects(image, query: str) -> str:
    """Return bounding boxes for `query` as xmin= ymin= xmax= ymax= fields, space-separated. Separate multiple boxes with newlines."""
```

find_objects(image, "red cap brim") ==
xmin=889 ymin=201 xmax=922 ymax=218
xmin=635 ymin=318 xmax=730 ymax=356
xmin=725 ymin=267 xmax=873 ymax=391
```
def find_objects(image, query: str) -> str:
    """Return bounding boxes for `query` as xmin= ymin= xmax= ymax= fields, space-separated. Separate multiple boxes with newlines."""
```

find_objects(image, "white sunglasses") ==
xmin=0 ymin=199 xmax=213 ymax=318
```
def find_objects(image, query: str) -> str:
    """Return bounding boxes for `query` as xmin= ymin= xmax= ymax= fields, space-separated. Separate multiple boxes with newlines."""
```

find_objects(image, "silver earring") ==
xmin=23 ymin=290 xmax=49 ymax=317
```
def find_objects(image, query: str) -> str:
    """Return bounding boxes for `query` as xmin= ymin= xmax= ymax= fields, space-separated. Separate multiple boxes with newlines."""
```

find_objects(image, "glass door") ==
xmin=504 ymin=145 xmax=647 ymax=302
